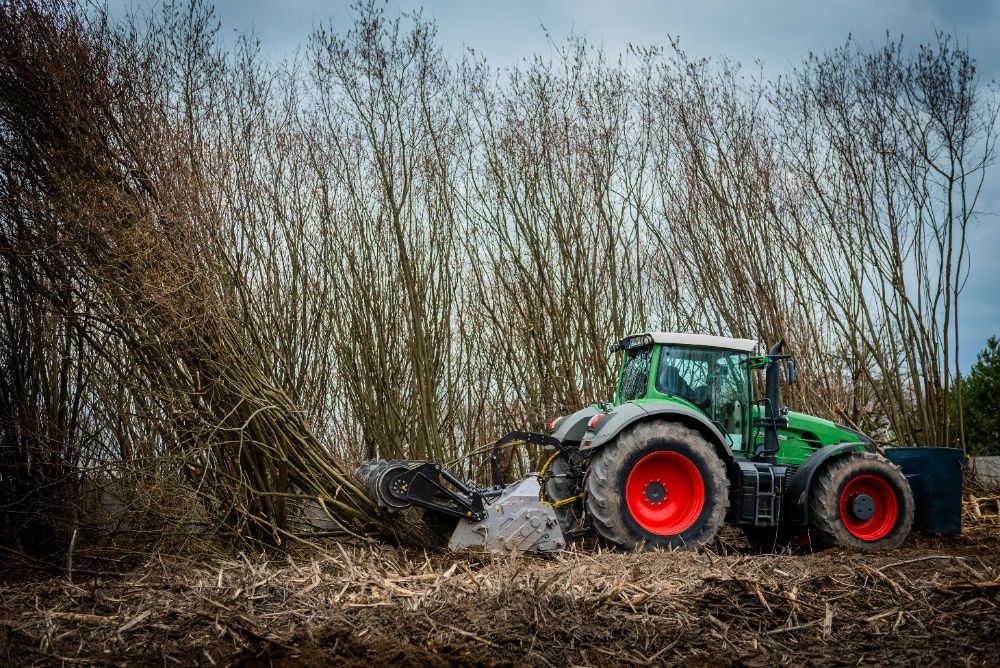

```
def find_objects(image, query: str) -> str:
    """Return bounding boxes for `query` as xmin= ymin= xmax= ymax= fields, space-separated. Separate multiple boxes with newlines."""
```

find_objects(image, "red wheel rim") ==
xmin=625 ymin=451 xmax=705 ymax=535
xmin=839 ymin=474 xmax=898 ymax=541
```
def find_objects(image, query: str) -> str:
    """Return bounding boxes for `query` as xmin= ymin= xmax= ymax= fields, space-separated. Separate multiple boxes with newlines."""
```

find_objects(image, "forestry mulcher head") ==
xmin=361 ymin=332 xmax=963 ymax=555
xmin=356 ymin=458 xmax=565 ymax=553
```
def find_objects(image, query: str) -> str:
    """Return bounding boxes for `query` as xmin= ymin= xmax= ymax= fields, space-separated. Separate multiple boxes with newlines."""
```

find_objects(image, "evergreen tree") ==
xmin=959 ymin=336 xmax=1000 ymax=455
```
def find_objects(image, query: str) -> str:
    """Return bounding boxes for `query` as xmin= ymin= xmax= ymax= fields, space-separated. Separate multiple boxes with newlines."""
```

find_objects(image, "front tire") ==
xmin=809 ymin=452 xmax=914 ymax=550
xmin=585 ymin=421 xmax=729 ymax=551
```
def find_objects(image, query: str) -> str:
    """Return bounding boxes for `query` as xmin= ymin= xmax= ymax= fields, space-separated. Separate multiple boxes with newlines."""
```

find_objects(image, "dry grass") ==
xmin=2 ymin=509 xmax=999 ymax=667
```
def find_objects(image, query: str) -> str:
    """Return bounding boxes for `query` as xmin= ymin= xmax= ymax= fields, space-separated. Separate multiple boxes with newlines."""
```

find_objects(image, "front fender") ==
xmin=783 ymin=441 xmax=874 ymax=526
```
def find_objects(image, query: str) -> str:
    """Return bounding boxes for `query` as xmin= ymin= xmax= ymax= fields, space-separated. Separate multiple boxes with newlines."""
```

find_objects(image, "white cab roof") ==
xmin=645 ymin=332 xmax=759 ymax=353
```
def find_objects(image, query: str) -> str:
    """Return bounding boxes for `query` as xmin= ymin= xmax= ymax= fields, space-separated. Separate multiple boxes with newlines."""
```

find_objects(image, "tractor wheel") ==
xmin=809 ymin=452 xmax=914 ymax=550
xmin=585 ymin=421 xmax=729 ymax=551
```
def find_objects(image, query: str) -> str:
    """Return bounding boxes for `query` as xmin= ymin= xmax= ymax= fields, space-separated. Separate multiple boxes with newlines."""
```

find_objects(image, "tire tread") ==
xmin=809 ymin=451 xmax=914 ymax=549
xmin=585 ymin=421 xmax=728 ymax=551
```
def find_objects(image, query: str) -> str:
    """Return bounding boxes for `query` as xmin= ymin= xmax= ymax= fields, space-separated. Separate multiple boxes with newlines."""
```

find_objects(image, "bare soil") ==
xmin=2 ymin=504 xmax=999 ymax=667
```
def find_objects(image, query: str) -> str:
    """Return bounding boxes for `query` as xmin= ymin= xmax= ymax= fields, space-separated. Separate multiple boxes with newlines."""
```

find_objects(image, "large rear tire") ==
xmin=809 ymin=452 xmax=914 ymax=550
xmin=585 ymin=421 xmax=729 ymax=551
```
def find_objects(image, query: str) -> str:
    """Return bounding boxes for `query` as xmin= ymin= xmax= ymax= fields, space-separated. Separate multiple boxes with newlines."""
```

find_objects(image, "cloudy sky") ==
xmin=109 ymin=1 xmax=1000 ymax=369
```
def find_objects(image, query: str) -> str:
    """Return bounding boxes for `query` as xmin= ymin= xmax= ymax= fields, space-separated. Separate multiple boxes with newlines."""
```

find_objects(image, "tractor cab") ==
xmin=612 ymin=332 xmax=761 ymax=458
xmin=608 ymin=332 xmax=852 ymax=466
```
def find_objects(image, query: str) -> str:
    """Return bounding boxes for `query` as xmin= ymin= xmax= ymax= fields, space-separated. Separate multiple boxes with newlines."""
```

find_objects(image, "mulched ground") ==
xmin=2 ymin=505 xmax=999 ymax=666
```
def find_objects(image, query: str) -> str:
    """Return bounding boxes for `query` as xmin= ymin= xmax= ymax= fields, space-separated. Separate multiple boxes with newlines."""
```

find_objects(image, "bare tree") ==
xmin=1 ymin=1 xmax=995 ymax=560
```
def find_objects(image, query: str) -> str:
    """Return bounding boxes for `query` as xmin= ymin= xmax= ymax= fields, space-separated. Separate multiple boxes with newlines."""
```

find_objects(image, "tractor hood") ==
xmin=784 ymin=410 xmax=874 ymax=447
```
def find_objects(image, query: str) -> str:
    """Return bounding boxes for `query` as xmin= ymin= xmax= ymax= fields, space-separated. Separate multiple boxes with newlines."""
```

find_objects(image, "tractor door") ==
xmin=653 ymin=346 xmax=750 ymax=454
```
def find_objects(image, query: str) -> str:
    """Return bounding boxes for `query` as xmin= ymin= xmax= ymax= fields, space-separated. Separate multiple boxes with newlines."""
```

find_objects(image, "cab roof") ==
xmin=641 ymin=332 xmax=759 ymax=353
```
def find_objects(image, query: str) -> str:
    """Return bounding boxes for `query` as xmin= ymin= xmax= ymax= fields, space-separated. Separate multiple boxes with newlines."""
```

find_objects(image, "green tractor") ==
xmin=359 ymin=332 xmax=962 ymax=553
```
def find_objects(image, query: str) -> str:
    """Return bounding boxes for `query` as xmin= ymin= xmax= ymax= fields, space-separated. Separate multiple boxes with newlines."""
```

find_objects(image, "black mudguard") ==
xmin=551 ymin=406 xmax=599 ymax=444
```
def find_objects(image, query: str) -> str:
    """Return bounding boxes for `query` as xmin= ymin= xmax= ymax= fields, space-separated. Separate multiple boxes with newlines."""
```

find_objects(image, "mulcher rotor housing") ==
xmin=358 ymin=332 xmax=962 ymax=554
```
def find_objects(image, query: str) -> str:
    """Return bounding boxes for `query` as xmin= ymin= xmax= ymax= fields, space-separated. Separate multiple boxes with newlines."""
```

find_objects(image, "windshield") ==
xmin=618 ymin=347 xmax=652 ymax=402
xmin=656 ymin=345 xmax=749 ymax=448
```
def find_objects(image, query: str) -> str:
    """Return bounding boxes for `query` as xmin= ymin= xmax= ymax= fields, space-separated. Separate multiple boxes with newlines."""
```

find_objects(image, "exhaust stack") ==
xmin=755 ymin=340 xmax=794 ymax=461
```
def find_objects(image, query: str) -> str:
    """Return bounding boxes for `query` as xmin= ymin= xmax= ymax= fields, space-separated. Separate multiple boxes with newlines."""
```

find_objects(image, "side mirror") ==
xmin=786 ymin=358 xmax=797 ymax=385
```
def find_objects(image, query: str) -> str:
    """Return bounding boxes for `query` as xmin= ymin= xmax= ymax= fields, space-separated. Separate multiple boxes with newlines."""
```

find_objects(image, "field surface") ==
xmin=2 ymin=508 xmax=999 ymax=667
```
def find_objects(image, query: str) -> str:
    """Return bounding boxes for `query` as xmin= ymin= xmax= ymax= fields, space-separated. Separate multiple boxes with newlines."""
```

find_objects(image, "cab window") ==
xmin=656 ymin=345 xmax=749 ymax=449
xmin=618 ymin=347 xmax=652 ymax=402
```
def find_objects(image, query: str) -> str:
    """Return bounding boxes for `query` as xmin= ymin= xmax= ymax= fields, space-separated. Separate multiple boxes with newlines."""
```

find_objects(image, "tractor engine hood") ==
xmin=784 ymin=410 xmax=874 ymax=446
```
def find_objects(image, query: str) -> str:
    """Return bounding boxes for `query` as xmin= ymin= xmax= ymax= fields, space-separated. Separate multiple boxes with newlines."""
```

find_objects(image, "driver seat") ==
xmin=658 ymin=364 xmax=709 ymax=406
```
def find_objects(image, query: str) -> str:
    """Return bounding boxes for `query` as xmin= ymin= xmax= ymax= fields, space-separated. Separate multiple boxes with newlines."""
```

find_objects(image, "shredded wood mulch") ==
xmin=2 ymin=514 xmax=999 ymax=666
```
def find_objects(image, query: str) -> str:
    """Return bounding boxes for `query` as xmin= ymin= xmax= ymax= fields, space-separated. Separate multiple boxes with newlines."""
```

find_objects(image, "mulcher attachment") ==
xmin=356 ymin=457 xmax=565 ymax=554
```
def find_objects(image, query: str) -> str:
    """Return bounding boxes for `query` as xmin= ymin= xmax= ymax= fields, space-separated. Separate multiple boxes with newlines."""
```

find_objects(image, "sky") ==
xmin=108 ymin=0 xmax=1000 ymax=370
